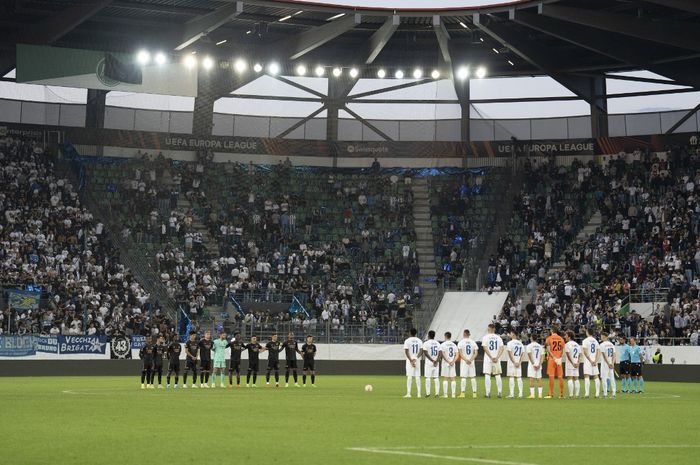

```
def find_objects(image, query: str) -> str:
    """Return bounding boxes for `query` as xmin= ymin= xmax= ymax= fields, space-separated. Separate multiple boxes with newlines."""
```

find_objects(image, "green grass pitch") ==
xmin=1 ymin=376 xmax=698 ymax=465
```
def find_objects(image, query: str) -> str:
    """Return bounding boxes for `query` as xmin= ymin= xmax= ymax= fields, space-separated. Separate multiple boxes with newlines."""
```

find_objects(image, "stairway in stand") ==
xmin=411 ymin=178 xmax=439 ymax=313
xmin=176 ymin=197 xmax=220 ymax=258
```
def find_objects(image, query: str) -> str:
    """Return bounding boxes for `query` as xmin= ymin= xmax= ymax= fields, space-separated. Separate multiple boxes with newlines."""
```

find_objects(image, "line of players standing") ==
xmin=138 ymin=331 xmax=318 ymax=389
xmin=403 ymin=325 xmax=645 ymax=399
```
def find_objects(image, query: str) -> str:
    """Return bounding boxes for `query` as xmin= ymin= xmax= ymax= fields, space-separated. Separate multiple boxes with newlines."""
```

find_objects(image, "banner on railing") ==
xmin=36 ymin=335 xmax=59 ymax=354
xmin=110 ymin=335 xmax=132 ymax=359
xmin=0 ymin=335 xmax=37 ymax=357
xmin=57 ymin=336 xmax=107 ymax=354
xmin=7 ymin=289 xmax=41 ymax=312
xmin=130 ymin=335 xmax=147 ymax=350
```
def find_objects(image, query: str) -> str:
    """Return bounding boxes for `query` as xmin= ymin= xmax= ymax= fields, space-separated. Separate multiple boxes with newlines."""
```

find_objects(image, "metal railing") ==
xmin=210 ymin=319 xmax=413 ymax=344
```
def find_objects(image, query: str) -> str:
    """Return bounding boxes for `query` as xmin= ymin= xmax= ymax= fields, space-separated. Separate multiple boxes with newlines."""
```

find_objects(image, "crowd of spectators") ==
xmin=491 ymin=148 xmax=700 ymax=345
xmin=87 ymin=155 xmax=421 ymax=332
xmin=0 ymin=137 xmax=173 ymax=338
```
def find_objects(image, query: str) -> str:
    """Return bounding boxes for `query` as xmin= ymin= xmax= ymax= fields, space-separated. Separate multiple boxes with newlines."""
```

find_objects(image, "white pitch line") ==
xmin=347 ymin=447 xmax=541 ymax=465
xmin=356 ymin=444 xmax=700 ymax=451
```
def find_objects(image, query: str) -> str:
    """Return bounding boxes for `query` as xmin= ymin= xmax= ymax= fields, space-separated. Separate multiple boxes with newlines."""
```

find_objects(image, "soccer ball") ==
xmin=364 ymin=384 xmax=373 ymax=392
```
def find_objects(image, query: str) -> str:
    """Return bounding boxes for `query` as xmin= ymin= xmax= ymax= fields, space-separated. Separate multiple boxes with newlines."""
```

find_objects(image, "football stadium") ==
xmin=1 ymin=0 xmax=700 ymax=464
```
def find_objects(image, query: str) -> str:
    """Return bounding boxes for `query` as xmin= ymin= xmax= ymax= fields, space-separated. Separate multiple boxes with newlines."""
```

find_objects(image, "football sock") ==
xmin=285 ymin=371 xmax=290 ymax=383
xmin=425 ymin=378 xmax=432 ymax=396
xmin=509 ymin=377 xmax=515 ymax=396
xmin=558 ymin=378 xmax=564 ymax=396
xmin=141 ymin=371 xmax=146 ymax=384
xmin=267 ymin=372 xmax=271 ymax=383
xmin=237 ymin=373 xmax=241 ymax=385
xmin=538 ymin=387 xmax=543 ymax=397
xmin=461 ymin=378 xmax=467 ymax=393
xmin=442 ymin=380 xmax=448 ymax=395
xmin=302 ymin=375 xmax=307 ymax=384
xmin=293 ymin=372 xmax=298 ymax=383
xmin=220 ymin=374 xmax=225 ymax=385
xmin=639 ymin=377 xmax=644 ymax=392
xmin=253 ymin=373 xmax=258 ymax=384
xmin=167 ymin=375 xmax=171 ymax=385
xmin=484 ymin=376 xmax=491 ymax=396
xmin=229 ymin=373 xmax=234 ymax=385
xmin=584 ymin=378 xmax=591 ymax=397
xmin=517 ymin=378 xmax=523 ymax=396
xmin=621 ymin=377 xmax=627 ymax=391
xmin=275 ymin=372 xmax=280 ymax=383
xmin=567 ymin=379 xmax=574 ymax=396
xmin=494 ymin=375 xmax=502 ymax=394
xmin=471 ymin=378 xmax=477 ymax=394
xmin=434 ymin=378 xmax=440 ymax=395
xmin=200 ymin=373 xmax=204 ymax=384
xmin=574 ymin=380 xmax=580 ymax=397
xmin=610 ymin=377 xmax=616 ymax=395
xmin=157 ymin=372 xmax=162 ymax=385
xmin=530 ymin=387 xmax=535 ymax=397
xmin=594 ymin=378 xmax=600 ymax=397
xmin=450 ymin=381 xmax=456 ymax=397
xmin=548 ymin=377 xmax=554 ymax=396
xmin=174 ymin=376 xmax=178 ymax=385
xmin=183 ymin=374 xmax=188 ymax=384
xmin=407 ymin=377 xmax=413 ymax=395
xmin=602 ymin=378 xmax=608 ymax=396
xmin=247 ymin=373 xmax=252 ymax=384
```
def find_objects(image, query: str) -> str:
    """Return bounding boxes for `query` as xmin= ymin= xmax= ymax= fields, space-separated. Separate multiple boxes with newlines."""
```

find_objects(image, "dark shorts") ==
xmin=619 ymin=360 xmax=631 ymax=375
xmin=185 ymin=359 xmax=197 ymax=372
xmin=142 ymin=362 xmax=153 ymax=370
xmin=229 ymin=359 xmax=241 ymax=373
xmin=267 ymin=359 xmax=279 ymax=371
xmin=286 ymin=359 xmax=298 ymax=370
xmin=630 ymin=363 xmax=642 ymax=376
xmin=153 ymin=362 xmax=163 ymax=372
xmin=168 ymin=361 xmax=180 ymax=373
xmin=248 ymin=361 xmax=259 ymax=372
xmin=303 ymin=359 xmax=315 ymax=371
xmin=200 ymin=360 xmax=212 ymax=371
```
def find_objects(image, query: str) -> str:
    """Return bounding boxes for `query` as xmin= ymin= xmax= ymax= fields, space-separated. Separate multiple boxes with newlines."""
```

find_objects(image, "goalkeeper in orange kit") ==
xmin=544 ymin=326 xmax=565 ymax=398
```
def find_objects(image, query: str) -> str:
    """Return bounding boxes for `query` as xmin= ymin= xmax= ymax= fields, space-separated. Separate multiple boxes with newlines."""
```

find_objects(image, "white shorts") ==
xmin=565 ymin=362 xmax=580 ymax=378
xmin=405 ymin=360 xmax=420 ymax=377
xmin=506 ymin=362 xmax=523 ymax=377
xmin=527 ymin=363 xmax=543 ymax=379
xmin=460 ymin=361 xmax=476 ymax=378
xmin=441 ymin=362 xmax=456 ymax=378
xmin=600 ymin=363 xmax=614 ymax=380
xmin=483 ymin=358 xmax=502 ymax=376
xmin=583 ymin=360 xmax=599 ymax=376
xmin=424 ymin=361 xmax=439 ymax=378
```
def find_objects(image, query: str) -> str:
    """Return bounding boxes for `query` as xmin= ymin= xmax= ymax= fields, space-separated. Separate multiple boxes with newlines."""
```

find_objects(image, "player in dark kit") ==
xmin=245 ymin=335 xmax=263 ymax=387
xmin=183 ymin=331 xmax=199 ymax=388
xmin=301 ymin=335 xmax=317 ymax=387
xmin=198 ymin=331 xmax=214 ymax=388
xmin=139 ymin=336 xmax=155 ymax=389
xmin=282 ymin=332 xmax=302 ymax=387
xmin=226 ymin=333 xmax=244 ymax=388
xmin=166 ymin=337 xmax=182 ymax=389
xmin=264 ymin=334 xmax=284 ymax=387
xmin=153 ymin=335 xmax=167 ymax=388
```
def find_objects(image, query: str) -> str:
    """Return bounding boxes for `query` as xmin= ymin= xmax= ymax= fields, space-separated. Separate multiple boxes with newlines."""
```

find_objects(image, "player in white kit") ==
xmin=481 ymin=324 xmax=504 ymax=398
xmin=422 ymin=330 xmax=441 ymax=398
xmin=457 ymin=329 xmax=478 ymax=398
xmin=526 ymin=337 xmax=545 ymax=398
xmin=564 ymin=330 xmax=581 ymax=398
xmin=599 ymin=332 xmax=616 ymax=398
xmin=439 ymin=332 xmax=458 ymax=398
xmin=581 ymin=328 xmax=601 ymax=398
xmin=403 ymin=328 xmax=422 ymax=398
xmin=506 ymin=330 xmax=525 ymax=398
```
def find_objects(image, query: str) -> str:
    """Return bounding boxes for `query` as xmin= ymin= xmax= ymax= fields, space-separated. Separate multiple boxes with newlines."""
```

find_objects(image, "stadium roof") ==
xmin=2 ymin=0 xmax=700 ymax=91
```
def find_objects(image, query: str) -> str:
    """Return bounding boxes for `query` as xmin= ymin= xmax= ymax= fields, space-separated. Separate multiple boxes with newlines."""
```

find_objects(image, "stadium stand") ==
xmin=0 ymin=136 xmax=174 ymax=338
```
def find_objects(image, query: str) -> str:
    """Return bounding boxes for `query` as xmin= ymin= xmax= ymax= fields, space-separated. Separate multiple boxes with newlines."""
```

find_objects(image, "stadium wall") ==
xmin=1 ymin=345 xmax=699 ymax=381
